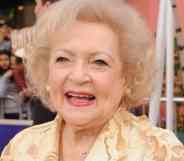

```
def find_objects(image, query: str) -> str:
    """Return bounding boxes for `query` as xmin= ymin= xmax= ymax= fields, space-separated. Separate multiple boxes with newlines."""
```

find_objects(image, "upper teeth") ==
xmin=68 ymin=93 xmax=94 ymax=99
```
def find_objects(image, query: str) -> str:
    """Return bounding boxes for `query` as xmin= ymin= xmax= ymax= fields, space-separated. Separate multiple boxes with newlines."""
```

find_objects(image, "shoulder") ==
xmin=0 ymin=120 xmax=56 ymax=160
xmin=148 ymin=126 xmax=184 ymax=161
xmin=133 ymin=113 xmax=184 ymax=161
xmin=10 ymin=120 xmax=55 ymax=144
xmin=115 ymin=110 xmax=184 ymax=161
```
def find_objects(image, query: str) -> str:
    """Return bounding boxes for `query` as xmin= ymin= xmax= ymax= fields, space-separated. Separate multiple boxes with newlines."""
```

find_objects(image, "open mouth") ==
xmin=65 ymin=91 xmax=96 ymax=107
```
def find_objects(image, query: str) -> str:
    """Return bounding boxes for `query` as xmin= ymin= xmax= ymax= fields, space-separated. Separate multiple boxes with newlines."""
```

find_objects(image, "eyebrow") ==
xmin=52 ymin=48 xmax=115 ymax=61
xmin=89 ymin=51 xmax=114 ymax=61
xmin=52 ymin=49 xmax=75 ymax=57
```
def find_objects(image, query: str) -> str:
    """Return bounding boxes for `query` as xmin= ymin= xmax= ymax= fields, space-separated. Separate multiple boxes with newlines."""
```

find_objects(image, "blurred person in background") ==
xmin=0 ymin=24 xmax=11 ymax=51
xmin=0 ymin=50 xmax=12 ymax=96
xmin=10 ymin=0 xmax=58 ymax=124
xmin=10 ymin=55 xmax=27 ymax=92
xmin=0 ymin=50 xmax=11 ymax=76
xmin=0 ymin=50 xmax=22 ymax=119
xmin=10 ymin=55 xmax=32 ymax=119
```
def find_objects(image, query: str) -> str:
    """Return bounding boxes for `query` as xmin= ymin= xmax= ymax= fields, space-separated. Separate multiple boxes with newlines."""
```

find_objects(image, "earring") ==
xmin=46 ymin=85 xmax=50 ymax=92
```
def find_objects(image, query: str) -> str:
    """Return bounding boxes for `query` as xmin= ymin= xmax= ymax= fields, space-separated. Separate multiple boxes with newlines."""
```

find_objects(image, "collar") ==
xmin=44 ymin=109 xmax=149 ymax=161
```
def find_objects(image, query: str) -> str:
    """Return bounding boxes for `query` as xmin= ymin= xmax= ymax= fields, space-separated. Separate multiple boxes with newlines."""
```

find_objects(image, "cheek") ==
xmin=98 ymin=72 xmax=123 ymax=106
xmin=48 ymin=68 xmax=64 ymax=91
xmin=48 ymin=70 xmax=65 ymax=110
xmin=95 ymin=71 xmax=123 ymax=95
xmin=48 ymin=66 xmax=58 ymax=92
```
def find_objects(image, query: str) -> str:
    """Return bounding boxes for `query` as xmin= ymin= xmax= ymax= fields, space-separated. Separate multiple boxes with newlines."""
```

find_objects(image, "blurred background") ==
xmin=0 ymin=0 xmax=35 ymax=28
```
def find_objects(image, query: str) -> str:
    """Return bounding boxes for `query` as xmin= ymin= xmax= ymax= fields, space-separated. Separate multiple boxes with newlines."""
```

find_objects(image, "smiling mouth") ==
xmin=65 ymin=91 xmax=96 ymax=107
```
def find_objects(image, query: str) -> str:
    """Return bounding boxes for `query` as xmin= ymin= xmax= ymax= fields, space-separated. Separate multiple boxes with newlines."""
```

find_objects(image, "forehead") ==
xmin=48 ymin=21 xmax=122 ymax=63
xmin=49 ymin=21 xmax=118 ymax=48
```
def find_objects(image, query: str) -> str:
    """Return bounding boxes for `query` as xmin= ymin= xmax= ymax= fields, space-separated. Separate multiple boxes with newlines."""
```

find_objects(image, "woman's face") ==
xmin=48 ymin=21 xmax=124 ymax=129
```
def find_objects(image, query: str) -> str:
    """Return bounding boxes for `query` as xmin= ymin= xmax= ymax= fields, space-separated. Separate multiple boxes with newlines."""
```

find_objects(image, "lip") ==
xmin=64 ymin=90 xmax=96 ymax=108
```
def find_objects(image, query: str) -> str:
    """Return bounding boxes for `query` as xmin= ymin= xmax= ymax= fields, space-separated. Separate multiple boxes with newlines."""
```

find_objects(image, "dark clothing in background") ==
xmin=4 ymin=113 xmax=19 ymax=119
xmin=30 ymin=97 xmax=56 ymax=125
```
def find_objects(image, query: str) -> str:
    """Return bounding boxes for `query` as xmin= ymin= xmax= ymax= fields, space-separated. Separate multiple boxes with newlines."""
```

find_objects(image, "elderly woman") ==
xmin=1 ymin=0 xmax=184 ymax=160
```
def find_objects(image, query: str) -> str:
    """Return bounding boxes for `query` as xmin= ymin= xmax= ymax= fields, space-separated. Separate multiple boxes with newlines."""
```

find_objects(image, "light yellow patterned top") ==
xmin=1 ymin=109 xmax=184 ymax=161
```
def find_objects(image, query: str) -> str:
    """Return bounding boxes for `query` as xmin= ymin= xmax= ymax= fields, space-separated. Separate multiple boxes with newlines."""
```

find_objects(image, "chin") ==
xmin=62 ymin=110 xmax=100 ymax=128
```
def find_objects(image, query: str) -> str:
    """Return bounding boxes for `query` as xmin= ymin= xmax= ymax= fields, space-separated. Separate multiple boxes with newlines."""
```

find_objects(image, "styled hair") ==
xmin=25 ymin=0 xmax=157 ymax=109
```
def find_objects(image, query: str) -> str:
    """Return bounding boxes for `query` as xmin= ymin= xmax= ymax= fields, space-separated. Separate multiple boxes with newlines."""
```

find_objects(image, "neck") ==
xmin=62 ymin=123 xmax=102 ymax=146
xmin=61 ymin=123 xmax=103 ymax=161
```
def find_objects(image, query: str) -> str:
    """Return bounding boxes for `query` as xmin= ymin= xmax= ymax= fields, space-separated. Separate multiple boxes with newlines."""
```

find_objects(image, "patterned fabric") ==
xmin=1 ymin=109 xmax=184 ymax=161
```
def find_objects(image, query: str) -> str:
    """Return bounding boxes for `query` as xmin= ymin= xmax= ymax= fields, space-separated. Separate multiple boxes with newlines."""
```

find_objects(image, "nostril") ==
xmin=68 ymin=69 xmax=91 ymax=84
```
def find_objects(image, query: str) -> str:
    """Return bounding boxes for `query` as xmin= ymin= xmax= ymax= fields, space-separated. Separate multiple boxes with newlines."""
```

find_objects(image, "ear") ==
xmin=46 ymin=85 xmax=50 ymax=92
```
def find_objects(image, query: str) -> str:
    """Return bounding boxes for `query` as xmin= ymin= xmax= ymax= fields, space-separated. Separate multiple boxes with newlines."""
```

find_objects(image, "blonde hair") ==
xmin=25 ymin=0 xmax=157 ymax=109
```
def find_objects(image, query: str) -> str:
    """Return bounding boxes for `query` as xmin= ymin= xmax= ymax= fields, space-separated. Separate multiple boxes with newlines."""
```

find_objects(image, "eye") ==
xmin=55 ymin=56 xmax=70 ymax=63
xmin=93 ymin=59 xmax=109 ymax=66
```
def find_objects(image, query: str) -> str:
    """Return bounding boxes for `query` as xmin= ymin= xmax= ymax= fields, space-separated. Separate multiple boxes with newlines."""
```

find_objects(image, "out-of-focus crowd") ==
xmin=0 ymin=0 xmax=58 ymax=124
xmin=0 ymin=23 xmax=31 ymax=120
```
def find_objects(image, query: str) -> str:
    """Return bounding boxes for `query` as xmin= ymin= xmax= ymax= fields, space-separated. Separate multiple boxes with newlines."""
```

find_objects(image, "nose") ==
xmin=67 ymin=62 xmax=91 ymax=85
